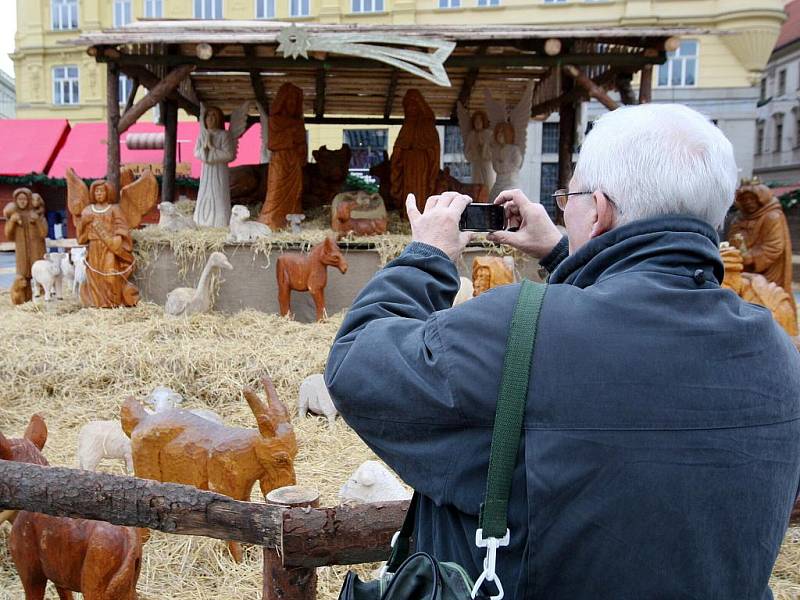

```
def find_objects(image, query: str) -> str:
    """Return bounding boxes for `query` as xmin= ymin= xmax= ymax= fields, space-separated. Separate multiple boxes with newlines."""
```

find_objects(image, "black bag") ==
xmin=338 ymin=280 xmax=547 ymax=600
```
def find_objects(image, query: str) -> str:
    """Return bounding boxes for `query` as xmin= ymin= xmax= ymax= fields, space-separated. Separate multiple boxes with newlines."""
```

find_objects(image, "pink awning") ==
xmin=48 ymin=120 xmax=263 ymax=179
xmin=0 ymin=119 xmax=71 ymax=176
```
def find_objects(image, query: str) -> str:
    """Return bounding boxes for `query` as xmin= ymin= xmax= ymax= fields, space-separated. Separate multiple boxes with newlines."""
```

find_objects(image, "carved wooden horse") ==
xmin=276 ymin=237 xmax=348 ymax=321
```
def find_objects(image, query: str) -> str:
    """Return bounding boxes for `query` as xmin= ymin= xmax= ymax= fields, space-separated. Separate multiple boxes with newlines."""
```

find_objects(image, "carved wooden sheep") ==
xmin=60 ymin=253 xmax=75 ymax=295
xmin=121 ymin=375 xmax=298 ymax=562
xmin=31 ymin=253 xmax=63 ymax=301
xmin=157 ymin=200 xmax=197 ymax=232
xmin=228 ymin=204 xmax=271 ymax=242
xmin=339 ymin=460 xmax=412 ymax=505
xmin=77 ymin=420 xmax=134 ymax=474
xmin=2 ymin=415 xmax=143 ymax=600
xmin=70 ymin=246 xmax=87 ymax=297
xmin=145 ymin=385 xmax=224 ymax=424
xmin=299 ymin=373 xmax=338 ymax=427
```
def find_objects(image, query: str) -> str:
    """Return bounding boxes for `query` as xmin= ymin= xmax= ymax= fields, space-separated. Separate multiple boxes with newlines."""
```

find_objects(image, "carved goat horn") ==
xmin=243 ymin=387 xmax=276 ymax=437
xmin=260 ymin=375 xmax=291 ymax=424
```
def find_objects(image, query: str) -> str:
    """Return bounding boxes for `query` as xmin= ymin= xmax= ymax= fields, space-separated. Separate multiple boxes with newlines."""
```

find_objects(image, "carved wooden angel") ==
xmin=67 ymin=167 xmax=157 ymax=308
xmin=456 ymin=103 xmax=495 ymax=194
xmin=484 ymin=81 xmax=534 ymax=201
xmin=193 ymin=102 xmax=250 ymax=228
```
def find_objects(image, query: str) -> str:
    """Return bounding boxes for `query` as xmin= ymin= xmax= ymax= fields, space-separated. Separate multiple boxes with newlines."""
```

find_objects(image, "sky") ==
xmin=0 ymin=2 xmax=15 ymax=78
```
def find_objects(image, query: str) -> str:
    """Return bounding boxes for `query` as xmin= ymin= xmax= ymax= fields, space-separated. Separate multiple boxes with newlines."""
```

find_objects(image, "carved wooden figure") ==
xmin=121 ymin=375 xmax=298 ymax=562
xmin=728 ymin=178 xmax=795 ymax=312
xmin=391 ymin=89 xmax=440 ymax=213
xmin=276 ymin=237 xmax=348 ymax=321
xmin=472 ymin=256 xmax=515 ymax=297
xmin=331 ymin=191 xmax=387 ymax=238
xmin=2 ymin=415 xmax=143 ymax=600
xmin=456 ymin=105 xmax=495 ymax=193
xmin=66 ymin=167 xmax=157 ymax=308
xmin=259 ymin=83 xmax=307 ymax=230
xmin=4 ymin=188 xmax=48 ymax=304
xmin=303 ymin=145 xmax=352 ymax=210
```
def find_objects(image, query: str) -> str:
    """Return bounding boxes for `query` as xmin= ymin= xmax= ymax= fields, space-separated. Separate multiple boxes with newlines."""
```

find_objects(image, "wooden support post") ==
xmin=118 ymin=64 xmax=195 ymax=134
xmin=123 ymin=78 xmax=139 ymax=116
xmin=314 ymin=67 xmax=326 ymax=119
xmin=563 ymin=65 xmax=619 ymax=111
xmin=107 ymin=62 xmax=121 ymax=194
xmin=264 ymin=487 xmax=320 ymax=600
xmin=162 ymin=99 xmax=178 ymax=204
xmin=639 ymin=65 xmax=653 ymax=104
xmin=615 ymin=73 xmax=636 ymax=105
xmin=384 ymin=70 xmax=399 ymax=119
xmin=558 ymin=80 xmax=576 ymax=192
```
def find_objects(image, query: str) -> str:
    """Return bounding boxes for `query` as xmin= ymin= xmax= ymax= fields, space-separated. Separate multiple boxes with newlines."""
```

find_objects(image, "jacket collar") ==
xmin=549 ymin=215 xmax=723 ymax=288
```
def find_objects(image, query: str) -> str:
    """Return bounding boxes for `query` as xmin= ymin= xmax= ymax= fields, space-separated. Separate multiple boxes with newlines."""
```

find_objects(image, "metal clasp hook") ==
xmin=470 ymin=528 xmax=510 ymax=600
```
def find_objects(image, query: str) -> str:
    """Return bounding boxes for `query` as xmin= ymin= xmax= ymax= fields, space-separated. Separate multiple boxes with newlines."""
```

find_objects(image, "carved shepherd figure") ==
xmin=121 ymin=375 xmax=298 ymax=563
xmin=259 ymin=83 xmax=307 ymax=230
xmin=3 ymin=188 xmax=49 ymax=304
xmin=67 ymin=167 xmax=157 ymax=308
xmin=2 ymin=415 xmax=144 ymax=600
xmin=276 ymin=237 xmax=348 ymax=321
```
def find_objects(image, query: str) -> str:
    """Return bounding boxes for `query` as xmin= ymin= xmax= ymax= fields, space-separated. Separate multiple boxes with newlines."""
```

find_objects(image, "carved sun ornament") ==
xmin=275 ymin=24 xmax=456 ymax=87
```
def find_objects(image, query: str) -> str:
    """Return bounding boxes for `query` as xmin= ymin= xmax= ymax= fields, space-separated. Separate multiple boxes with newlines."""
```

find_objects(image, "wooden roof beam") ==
xmin=531 ymin=68 xmax=619 ymax=118
xmin=450 ymin=45 xmax=487 ymax=120
xmin=118 ymin=65 xmax=195 ymax=133
xmin=563 ymin=64 xmax=619 ymax=111
xmin=244 ymin=45 xmax=270 ymax=115
xmin=119 ymin=64 xmax=199 ymax=116
xmin=383 ymin=70 xmax=399 ymax=119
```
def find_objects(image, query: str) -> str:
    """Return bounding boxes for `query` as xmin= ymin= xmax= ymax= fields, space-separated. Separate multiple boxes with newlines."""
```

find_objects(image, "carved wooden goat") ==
xmin=2 ymin=415 xmax=143 ymax=600
xmin=121 ymin=375 xmax=298 ymax=562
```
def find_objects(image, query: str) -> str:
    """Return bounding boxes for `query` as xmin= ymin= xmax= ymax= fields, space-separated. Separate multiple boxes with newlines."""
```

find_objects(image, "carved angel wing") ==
xmin=120 ymin=169 xmax=158 ymax=229
xmin=456 ymin=101 xmax=472 ymax=136
xmin=483 ymin=89 xmax=507 ymax=130
xmin=66 ymin=167 xmax=90 ymax=229
xmin=509 ymin=80 xmax=535 ymax=154
xmin=120 ymin=167 xmax=135 ymax=189
xmin=229 ymin=101 xmax=251 ymax=140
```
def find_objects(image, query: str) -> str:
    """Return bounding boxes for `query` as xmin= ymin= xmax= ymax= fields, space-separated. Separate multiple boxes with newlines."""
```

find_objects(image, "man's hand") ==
xmin=407 ymin=192 xmax=474 ymax=262
xmin=486 ymin=189 xmax=563 ymax=259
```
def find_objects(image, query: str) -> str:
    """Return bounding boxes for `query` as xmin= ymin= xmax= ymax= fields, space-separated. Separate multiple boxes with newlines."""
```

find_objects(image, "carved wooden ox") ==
xmin=1 ymin=415 xmax=143 ymax=600
xmin=276 ymin=237 xmax=348 ymax=321
xmin=121 ymin=375 xmax=298 ymax=562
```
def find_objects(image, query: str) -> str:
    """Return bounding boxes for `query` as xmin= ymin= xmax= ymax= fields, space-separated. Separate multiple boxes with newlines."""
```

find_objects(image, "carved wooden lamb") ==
xmin=2 ymin=415 xmax=143 ymax=600
xmin=339 ymin=460 xmax=412 ymax=505
xmin=121 ymin=375 xmax=298 ymax=562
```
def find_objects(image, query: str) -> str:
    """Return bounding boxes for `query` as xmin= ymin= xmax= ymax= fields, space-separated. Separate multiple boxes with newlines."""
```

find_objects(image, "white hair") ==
xmin=572 ymin=103 xmax=738 ymax=229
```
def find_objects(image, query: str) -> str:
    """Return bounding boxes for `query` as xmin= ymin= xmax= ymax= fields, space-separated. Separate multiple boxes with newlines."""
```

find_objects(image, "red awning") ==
xmin=0 ymin=119 xmax=71 ymax=176
xmin=48 ymin=120 xmax=264 ymax=179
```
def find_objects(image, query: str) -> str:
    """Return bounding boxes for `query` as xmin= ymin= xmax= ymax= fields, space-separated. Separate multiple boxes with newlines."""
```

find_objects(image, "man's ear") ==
xmin=590 ymin=191 xmax=615 ymax=239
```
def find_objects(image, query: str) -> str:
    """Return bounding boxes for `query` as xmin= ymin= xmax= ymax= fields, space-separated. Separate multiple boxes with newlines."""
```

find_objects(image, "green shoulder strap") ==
xmin=386 ymin=280 xmax=547 ymax=571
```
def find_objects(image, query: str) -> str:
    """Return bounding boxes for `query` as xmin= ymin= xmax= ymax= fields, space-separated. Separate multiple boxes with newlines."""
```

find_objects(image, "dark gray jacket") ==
xmin=325 ymin=216 xmax=800 ymax=599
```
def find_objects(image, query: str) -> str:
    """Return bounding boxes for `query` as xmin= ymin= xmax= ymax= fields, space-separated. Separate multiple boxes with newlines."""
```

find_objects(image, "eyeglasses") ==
xmin=551 ymin=189 xmax=621 ymax=214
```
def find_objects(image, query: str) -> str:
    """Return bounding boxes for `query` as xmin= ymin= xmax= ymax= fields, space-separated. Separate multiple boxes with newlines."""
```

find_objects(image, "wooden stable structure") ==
xmin=67 ymin=21 xmax=706 ymax=202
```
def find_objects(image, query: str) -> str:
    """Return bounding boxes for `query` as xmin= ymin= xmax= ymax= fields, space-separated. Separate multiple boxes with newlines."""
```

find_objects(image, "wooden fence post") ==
xmin=264 ymin=486 xmax=320 ymax=600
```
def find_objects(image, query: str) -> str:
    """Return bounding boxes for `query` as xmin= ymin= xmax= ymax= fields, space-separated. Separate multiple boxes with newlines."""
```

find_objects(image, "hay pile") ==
xmin=1 ymin=291 xmax=799 ymax=599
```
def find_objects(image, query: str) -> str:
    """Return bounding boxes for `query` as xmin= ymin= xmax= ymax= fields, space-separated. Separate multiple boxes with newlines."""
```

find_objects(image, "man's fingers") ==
xmin=425 ymin=194 xmax=440 ymax=212
xmin=459 ymin=231 xmax=475 ymax=247
xmin=406 ymin=194 xmax=421 ymax=221
xmin=450 ymin=194 xmax=472 ymax=215
xmin=436 ymin=191 xmax=462 ymax=208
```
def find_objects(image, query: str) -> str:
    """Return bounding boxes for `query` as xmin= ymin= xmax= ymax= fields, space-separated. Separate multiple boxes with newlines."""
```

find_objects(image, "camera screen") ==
xmin=459 ymin=204 xmax=506 ymax=232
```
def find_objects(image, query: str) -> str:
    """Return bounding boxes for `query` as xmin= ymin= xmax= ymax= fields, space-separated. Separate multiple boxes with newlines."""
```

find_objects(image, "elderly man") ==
xmin=325 ymin=104 xmax=800 ymax=598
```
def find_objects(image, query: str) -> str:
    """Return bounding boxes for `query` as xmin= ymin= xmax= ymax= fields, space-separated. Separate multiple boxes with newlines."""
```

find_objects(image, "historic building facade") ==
xmin=0 ymin=71 xmax=15 ymax=118
xmin=12 ymin=0 xmax=787 ymax=202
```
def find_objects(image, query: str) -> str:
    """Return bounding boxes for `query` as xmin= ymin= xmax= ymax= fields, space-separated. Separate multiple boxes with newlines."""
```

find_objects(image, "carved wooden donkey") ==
xmin=276 ymin=237 xmax=348 ymax=321
xmin=122 ymin=375 xmax=298 ymax=562
xmin=2 ymin=415 xmax=143 ymax=600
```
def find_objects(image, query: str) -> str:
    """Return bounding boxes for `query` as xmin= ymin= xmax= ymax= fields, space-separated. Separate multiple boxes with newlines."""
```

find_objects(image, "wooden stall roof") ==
xmin=68 ymin=21 xmax=711 ymax=124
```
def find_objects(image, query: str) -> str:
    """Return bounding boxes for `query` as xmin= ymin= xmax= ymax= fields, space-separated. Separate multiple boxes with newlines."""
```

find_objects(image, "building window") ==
xmin=344 ymin=129 xmax=388 ymax=173
xmin=256 ymin=0 xmax=276 ymax=17
xmin=541 ymin=122 xmax=559 ymax=154
xmin=442 ymin=125 xmax=471 ymax=180
xmin=52 ymin=0 xmax=78 ymax=30
xmin=540 ymin=163 xmax=559 ymax=219
xmin=352 ymin=0 xmax=384 ymax=11
xmin=657 ymin=40 xmax=698 ymax=88
xmin=756 ymin=122 xmax=764 ymax=155
xmin=478 ymin=0 xmax=500 ymax=5
xmin=779 ymin=69 xmax=787 ymax=96
xmin=760 ymin=78 xmax=767 ymax=102
xmin=195 ymin=0 xmax=223 ymax=18
xmin=290 ymin=0 xmax=310 ymax=16
xmin=774 ymin=117 xmax=784 ymax=153
xmin=144 ymin=0 xmax=163 ymax=17
xmin=439 ymin=0 xmax=461 ymax=7
xmin=113 ymin=0 xmax=133 ymax=27
xmin=543 ymin=0 xmax=567 ymax=3
xmin=119 ymin=75 xmax=134 ymax=106
xmin=53 ymin=66 xmax=79 ymax=105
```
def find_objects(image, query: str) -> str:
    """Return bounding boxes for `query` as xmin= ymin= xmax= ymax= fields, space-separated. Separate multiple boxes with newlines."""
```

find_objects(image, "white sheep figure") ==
xmin=298 ymin=373 xmax=337 ymax=428
xmin=453 ymin=276 xmax=474 ymax=306
xmin=158 ymin=200 xmax=197 ymax=232
xmin=70 ymin=246 xmax=87 ymax=297
xmin=227 ymin=204 xmax=271 ymax=242
xmin=286 ymin=213 xmax=306 ymax=234
xmin=77 ymin=420 xmax=134 ymax=473
xmin=60 ymin=253 xmax=75 ymax=296
xmin=144 ymin=386 xmax=224 ymax=425
xmin=31 ymin=253 xmax=62 ymax=302
xmin=339 ymin=460 xmax=412 ymax=505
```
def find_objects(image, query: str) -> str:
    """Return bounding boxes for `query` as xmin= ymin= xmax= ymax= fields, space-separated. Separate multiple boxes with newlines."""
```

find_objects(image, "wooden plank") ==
xmin=107 ymin=63 xmax=121 ymax=193
xmin=244 ymin=45 xmax=270 ymax=116
xmin=314 ymin=67 xmax=326 ymax=119
xmin=639 ymin=64 xmax=653 ymax=104
xmin=119 ymin=64 xmax=200 ymax=116
xmin=563 ymin=64 xmax=619 ymax=111
xmin=118 ymin=65 xmax=196 ymax=133
xmin=123 ymin=78 xmax=140 ymax=115
xmin=450 ymin=45 xmax=486 ymax=119
xmin=383 ymin=70 xmax=399 ymax=119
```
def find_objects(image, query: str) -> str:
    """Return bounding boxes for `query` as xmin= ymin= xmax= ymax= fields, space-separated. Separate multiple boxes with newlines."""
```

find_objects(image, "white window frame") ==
xmin=51 ymin=0 xmax=78 ymax=31
xmin=256 ymin=0 xmax=276 ymax=18
xmin=438 ymin=0 xmax=461 ymax=7
xmin=656 ymin=40 xmax=699 ymax=88
xmin=53 ymin=65 xmax=80 ymax=106
xmin=352 ymin=0 xmax=384 ymax=12
xmin=290 ymin=0 xmax=310 ymax=16
xmin=194 ymin=0 xmax=224 ymax=19
xmin=144 ymin=0 xmax=164 ymax=18
xmin=113 ymin=0 xmax=133 ymax=27
xmin=119 ymin=74 xmax=134 ymax=107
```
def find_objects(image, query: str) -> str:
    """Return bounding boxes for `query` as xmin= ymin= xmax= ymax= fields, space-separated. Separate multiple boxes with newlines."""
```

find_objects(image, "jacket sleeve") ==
xmin=325 ymin=242 xmax=469 ymax=504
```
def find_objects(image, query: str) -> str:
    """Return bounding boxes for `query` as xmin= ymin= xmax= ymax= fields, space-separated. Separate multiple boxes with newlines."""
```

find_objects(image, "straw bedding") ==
xmin=0 ymin=289 xmax=799 ymax=599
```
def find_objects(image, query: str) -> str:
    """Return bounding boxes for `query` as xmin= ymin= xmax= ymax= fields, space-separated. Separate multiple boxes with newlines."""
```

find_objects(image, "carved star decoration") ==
xmin=277 ymin=24 xmax=311 ymax=59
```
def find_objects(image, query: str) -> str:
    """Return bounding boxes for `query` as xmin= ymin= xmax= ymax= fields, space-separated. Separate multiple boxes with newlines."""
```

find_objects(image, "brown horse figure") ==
xmin=276 ymin=237 xmax=348 ymax=321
